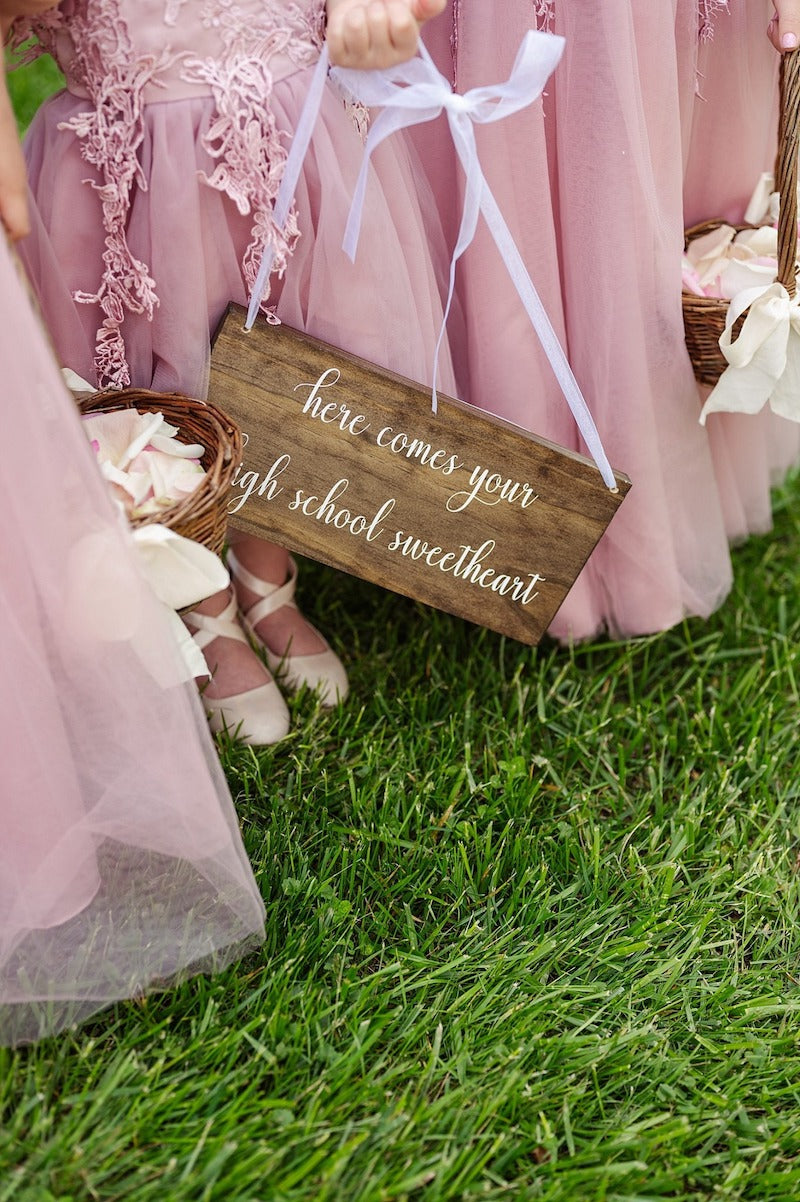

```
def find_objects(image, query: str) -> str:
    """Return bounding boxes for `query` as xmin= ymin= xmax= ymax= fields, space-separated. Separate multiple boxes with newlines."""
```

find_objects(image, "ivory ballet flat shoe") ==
xmin=183 ymin=590 xmax=290 ymax=746
xmin=227 ymin=549 xmax=349 ymax=707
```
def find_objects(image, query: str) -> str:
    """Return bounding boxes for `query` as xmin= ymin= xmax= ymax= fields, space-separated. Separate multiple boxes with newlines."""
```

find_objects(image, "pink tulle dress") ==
xmin=15 ymin=0 xmax=455 ymax=401
xmin=417 ymin=0 xmax=800 ymax=641
xmin=0 ymin=234 xmax=265 ymax=1046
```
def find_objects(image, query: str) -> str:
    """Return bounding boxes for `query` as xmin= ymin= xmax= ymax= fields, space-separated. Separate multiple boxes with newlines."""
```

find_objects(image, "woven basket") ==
xmin=683 ymin=49 xmax=800 ymax=386
xmin=78 ymin=388 xmax=241 ymax=557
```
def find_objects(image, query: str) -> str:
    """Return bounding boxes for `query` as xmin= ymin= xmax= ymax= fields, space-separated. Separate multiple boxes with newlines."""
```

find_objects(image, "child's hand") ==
xmin=0 ymin=70 xmax=29 ymax=241
xmin=768 ymin=1 xmax=800 ymax=51
xmin=326 ymin=0 xmax=445 ymax=70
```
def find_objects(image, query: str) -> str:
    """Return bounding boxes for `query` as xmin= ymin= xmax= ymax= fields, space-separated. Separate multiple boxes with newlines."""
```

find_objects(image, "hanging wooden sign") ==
xmin=209 ymin=304 xmax=631 ymax=645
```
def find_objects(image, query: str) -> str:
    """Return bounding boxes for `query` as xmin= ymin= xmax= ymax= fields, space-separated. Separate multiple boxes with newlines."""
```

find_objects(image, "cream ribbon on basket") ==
xmin=699 ymin=281 xmax=800 ymax=424
xmin=132 ymin=524 xmax=230 ymax=680
xmin=246 ymin=32 xmax=619 ymax=493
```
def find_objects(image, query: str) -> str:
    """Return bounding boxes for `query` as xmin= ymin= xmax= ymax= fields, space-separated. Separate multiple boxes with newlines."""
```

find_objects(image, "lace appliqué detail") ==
xmin=23 ymin=0 xmax=325 ymax=385
xmin=342 ymin=96 xmax=370 ymax=142
xmin=531 ymin=0 xmax=554 ymax=33
xmin=698 ymin=0 xmax=729 ymax=42
xmin=24 ymin=1 xmax=169 ymax=388
xmin=184 ymin=1 xmax=325 ymax=316
xmin=327 ymin=73 xmax=370 ymax=141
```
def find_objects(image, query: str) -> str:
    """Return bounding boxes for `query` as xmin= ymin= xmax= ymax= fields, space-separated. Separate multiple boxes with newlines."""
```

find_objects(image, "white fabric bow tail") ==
xmin=700 ymin=281 xmax=800 ymax=424
xmin=246 ymin=32 xmax=619 ymax=492
xmin=132 ymin=524 xmax=230 ymax=680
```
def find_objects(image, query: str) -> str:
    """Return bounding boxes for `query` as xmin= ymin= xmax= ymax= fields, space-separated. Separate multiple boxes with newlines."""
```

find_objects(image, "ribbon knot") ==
xmin=700 ymin=281 xmax=800 ymax=424
xmin=442 ymin=91 xmax=472 ymax=115
xmin=246 ymin=32 xmax=618 ymax=491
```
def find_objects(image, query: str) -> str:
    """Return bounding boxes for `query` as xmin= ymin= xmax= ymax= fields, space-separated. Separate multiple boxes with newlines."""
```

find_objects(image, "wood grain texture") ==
xmin=209 ymin=305 xmax=631 ymax=644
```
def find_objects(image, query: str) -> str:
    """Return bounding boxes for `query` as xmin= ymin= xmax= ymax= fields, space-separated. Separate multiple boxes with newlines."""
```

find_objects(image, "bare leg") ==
xmin=189 ymin=585 xmax=272 ymax=699
xmin=228 ymin=531 xmax=328 ymax=657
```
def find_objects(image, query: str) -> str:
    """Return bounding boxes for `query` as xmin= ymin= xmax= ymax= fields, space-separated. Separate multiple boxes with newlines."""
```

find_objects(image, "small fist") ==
xmin=768 ymin=1 xmax=800 ymax=51
xmin=326 ymin=0 xmax=445 ymax=70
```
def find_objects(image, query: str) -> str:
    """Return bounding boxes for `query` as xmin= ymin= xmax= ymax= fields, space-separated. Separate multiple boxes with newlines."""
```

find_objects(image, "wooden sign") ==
xmin=209 ymin=304 xmax=631 ymax=645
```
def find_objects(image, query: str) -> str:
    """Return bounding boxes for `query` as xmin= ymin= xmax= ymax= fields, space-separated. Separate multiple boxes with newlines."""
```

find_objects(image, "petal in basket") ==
xmin=682 ymin=222 xmax=779 ymax=301
xmin=72 ymin=384 xmax=242 ymax=678
xmin=683 ymin=49 xmax=800 ymax=390
xmin=699 ymin=282 xmax=800 ymax=424
xmin=75 ymin=387 xmax=242 ymax=560
xmin=82 ymin=408 xmax=207 ymax=517
xmin=742 ymin=172 xmax=800 ymax=228
xmin=81 ymin=406 xmax=231 ymax=677
xmin=744 ymin=173 xmax=780 ymax=226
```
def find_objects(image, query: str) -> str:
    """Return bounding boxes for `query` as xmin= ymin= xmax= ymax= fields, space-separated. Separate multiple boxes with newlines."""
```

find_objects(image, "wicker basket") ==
xmin=78 ymin=388 xmax=241 ymax=557
xmin=683 ymin=49 xmax=800 ymax=386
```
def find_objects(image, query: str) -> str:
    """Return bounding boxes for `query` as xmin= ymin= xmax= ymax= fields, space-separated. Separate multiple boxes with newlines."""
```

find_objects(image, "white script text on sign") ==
xmin=209 ymin=307 xmax=630 ymax=645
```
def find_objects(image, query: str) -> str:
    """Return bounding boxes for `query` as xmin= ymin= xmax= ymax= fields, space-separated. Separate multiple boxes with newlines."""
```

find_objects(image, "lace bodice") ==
xmin=16 ymin=0 xmax=728 ymax=390
xmin=15 ymin=1 xmax=327 ymax=388
xmin=21 ymin=1 xmax=326 ymax=101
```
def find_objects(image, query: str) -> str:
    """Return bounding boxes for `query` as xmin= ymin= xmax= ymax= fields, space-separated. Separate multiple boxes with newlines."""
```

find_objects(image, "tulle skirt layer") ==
xmin=21 ymin=68 xmax=456 ymax=399
xmin=418 ymin=0 xmax=799 ymax=641
xmin=0 ymin=237 xmax=265 ymax=1046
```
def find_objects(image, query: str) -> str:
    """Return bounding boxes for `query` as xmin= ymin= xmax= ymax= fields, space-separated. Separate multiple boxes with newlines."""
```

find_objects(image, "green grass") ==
xmin=3 ymin=474 xmax=799 ymax=1202
xmin=5 ymin=60 xmax=800 ymax=1202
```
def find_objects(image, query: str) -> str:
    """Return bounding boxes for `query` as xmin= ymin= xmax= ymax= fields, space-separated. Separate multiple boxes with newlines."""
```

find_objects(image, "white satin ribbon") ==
xmin=132 ymin=524 xmax=231 ymax=680
xmin=246 ymin=46 xmax=331 ymax=330
xmin=700 ymin=282 xmax=800 ymax=424
xmin=246 ymin=33 xmax=618 ymax=491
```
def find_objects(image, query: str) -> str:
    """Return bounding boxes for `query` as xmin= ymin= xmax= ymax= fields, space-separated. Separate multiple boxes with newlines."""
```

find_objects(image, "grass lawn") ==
xmin=3 ymin=57 xmax=800 ymax=1202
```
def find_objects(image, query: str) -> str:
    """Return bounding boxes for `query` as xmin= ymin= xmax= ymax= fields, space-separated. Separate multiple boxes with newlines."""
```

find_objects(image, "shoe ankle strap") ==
xmin=183 ymin=590 xmax=249 ymax=651
xmin=228 ymin=548 xmax=298 ymax=627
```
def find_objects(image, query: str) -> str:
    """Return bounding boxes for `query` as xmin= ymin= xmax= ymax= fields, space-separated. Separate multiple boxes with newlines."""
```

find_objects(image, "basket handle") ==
xmin=777 ymin=49 xmax=800 ymax=296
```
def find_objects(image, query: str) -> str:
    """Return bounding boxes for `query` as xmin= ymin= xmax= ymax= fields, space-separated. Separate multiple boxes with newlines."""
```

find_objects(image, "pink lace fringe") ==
xmin=16 ymin=0 xmax=325 ymax=388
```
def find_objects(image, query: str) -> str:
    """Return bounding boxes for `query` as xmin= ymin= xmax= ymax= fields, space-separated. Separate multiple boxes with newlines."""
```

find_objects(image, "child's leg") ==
xmin=227 ymin=531 xmax=349 ymax=704
xmin=184 ymin=583 xmax=291 ymax=746
xmin=185 ymin=533 xmax=348 ymax=744
xmin=228 ymin=534 xmax=329 ymax=657
xmin=189 ymin=586 xmax=275 ymax=699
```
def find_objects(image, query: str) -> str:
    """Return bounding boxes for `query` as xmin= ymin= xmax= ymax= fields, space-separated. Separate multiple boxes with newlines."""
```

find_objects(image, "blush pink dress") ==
xmin=0 ymin=234 xmax=265 ymax=1046
xmin=418 ymin=0 xmax=800 ymax=641
xmin=15 ymin=0 xmax=455 ymax=401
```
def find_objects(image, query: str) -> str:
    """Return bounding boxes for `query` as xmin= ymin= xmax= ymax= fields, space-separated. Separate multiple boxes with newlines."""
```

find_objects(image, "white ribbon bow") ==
xmin=247 ymin=33 xmax=617 ymax=491
xmin=700 ymin=281 xmax=800 ymax=424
